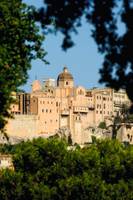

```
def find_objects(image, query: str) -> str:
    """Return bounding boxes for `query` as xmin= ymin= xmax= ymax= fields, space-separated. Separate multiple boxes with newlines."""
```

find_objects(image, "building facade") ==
xmin=6 ymin=67 xmax=131 ymax=144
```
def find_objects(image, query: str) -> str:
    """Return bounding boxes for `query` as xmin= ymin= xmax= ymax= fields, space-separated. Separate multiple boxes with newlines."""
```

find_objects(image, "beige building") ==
xmin=28 ymin=67 xmax=95 ymax=144
xmin=6 ymin=67 xmax=131 ymax=144
xmin=113 ymin=89 xmax=130 ymax=115
xmin=87 ymin=88 xmax=114 ymax=125
xmin=0 ymin=154 xmax=14 ymax=170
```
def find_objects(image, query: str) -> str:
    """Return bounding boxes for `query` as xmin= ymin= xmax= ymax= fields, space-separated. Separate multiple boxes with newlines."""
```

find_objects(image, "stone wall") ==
xmin=6 ymin=114 xmax=39 ymax=138
xmin=117 ymin=124 xmax=133 ymax=144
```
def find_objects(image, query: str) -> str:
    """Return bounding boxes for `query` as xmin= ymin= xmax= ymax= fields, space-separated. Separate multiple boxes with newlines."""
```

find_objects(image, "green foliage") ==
xmin=98 ymin=121 xmax=107 ymax=129
xmin=125 ymin=114 xmax=133 ymax=123
xmin=35 ymin=0 xmax=133 ymax=105
xmin=0 ymin=138 xmax=133 ymax=199
xmin=0 ymin=0 xmax=46 ymax=131
xmin=121 ymin=104 xmax=133 ymax=123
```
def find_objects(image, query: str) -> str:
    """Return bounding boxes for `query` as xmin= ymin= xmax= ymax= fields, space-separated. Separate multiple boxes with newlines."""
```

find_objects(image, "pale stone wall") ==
xmin=60 ymin=116 xmax=68 ymax=127
xmin=6 ymin=115 xmax=39 ymax=138
xmin=117 ymin=124 xmax=133 ymax=144
xmin=55 ymin=87 xmax=74 ymax=98
xmin=73 ymin=120 xmax=82 ymax=144
xmin=37 ymin=96 xmax=60 ymax=134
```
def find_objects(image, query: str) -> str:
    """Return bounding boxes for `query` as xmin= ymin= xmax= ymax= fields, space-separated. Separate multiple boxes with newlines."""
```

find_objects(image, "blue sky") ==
xmin=23 ymin=0 xmax=104 ymax=92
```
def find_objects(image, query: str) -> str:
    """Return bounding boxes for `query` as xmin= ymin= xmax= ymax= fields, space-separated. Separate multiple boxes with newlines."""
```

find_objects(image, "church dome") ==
xmin=57 ymin=67 xmax=73 ymax=82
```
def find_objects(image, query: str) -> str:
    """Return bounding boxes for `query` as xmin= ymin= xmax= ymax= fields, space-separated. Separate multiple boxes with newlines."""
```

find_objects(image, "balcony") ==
xmin=73 ymin=106 xmax=89 ymax=113
xmin=114 ymin=101 xmax=123 ymax=108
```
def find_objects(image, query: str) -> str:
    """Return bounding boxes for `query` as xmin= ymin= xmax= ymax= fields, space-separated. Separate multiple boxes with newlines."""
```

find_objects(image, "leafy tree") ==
xmin=0 ymin=138 xmax=133 ymax=199
xmin=98 ymin=121 xmax=107 ymax=129
xmin=0 ymin=0 xmax=46 ymax=131
xmin=34 ymin=0 xmax=133 ymax=105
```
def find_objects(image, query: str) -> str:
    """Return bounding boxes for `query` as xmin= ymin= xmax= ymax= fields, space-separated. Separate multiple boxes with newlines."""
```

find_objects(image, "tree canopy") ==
xmin=0 ymin=0 xmax=46 ymax=131
xmin=0 ymin=138 xmax=133 ymax=199
xmin=35 ymin=0 xmax=133 ymax=104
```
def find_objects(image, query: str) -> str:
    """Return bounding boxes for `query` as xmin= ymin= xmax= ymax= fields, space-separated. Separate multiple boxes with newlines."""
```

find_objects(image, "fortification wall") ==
xmin=6 ymin=115 xmax=39 ymax=138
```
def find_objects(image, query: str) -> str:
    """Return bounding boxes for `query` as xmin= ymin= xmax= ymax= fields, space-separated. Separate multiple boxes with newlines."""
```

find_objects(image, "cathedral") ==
xmin=7 ymin=67 xmax=131 ymax=144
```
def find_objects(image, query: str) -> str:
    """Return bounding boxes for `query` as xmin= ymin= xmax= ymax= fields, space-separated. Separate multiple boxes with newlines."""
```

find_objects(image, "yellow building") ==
xmin=29 ymin=67 xmax=94 ymax=144
xmin=6 ymin=67 xmax=131 ymax=144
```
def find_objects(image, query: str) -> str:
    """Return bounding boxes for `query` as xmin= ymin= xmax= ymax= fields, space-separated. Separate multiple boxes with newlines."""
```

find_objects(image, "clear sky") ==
xmin=23 ymin=0 xmax=104 ymax=92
